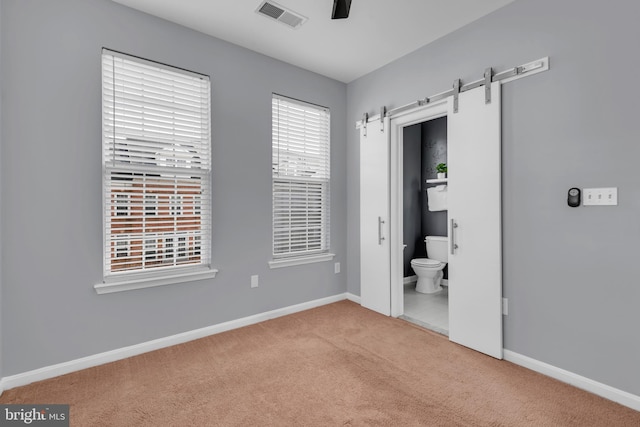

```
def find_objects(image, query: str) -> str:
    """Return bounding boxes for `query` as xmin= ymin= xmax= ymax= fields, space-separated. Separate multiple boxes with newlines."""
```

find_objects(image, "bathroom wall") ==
xmin=402 ymin=118 xmax=448 ymax=278
xmin=421 ymin=117 xmax=448 ymax=239
xmin=402 ymin=124 xmax=422 ymax=277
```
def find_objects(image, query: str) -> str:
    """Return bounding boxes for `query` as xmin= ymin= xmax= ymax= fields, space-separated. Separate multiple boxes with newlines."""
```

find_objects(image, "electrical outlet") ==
xmin=251 ymin=275 xmax=259 ymax=288
xmin=583 ymin=187 xmax=618 ymax=206
xmin=502 ymin=298 xmax=508 ymax=315
xmin=334 ymin=262 xmax=341 ymax=274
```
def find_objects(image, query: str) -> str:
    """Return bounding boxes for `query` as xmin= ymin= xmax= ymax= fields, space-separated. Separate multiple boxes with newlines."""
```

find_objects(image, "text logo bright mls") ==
xmin=1 ymin=405 xmax=68 ymax=426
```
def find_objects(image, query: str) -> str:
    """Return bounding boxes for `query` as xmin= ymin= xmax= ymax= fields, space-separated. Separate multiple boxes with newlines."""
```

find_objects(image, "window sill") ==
xmin=95 ymin=267 xmax=218 ymax=294
xmin=268 ymin=253 xmax=335 ymax=269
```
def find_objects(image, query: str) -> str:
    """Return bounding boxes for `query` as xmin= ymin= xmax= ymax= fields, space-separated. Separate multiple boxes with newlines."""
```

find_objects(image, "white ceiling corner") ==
xmin=110 ymin=0 xmax=515 ymax=83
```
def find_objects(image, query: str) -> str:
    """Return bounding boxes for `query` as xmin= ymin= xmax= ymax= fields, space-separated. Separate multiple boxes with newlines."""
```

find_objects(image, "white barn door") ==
xmin=447 ymin=83 xmax=503 ymax=359
xmin=360 ymin=117 xmax=391 ymax=315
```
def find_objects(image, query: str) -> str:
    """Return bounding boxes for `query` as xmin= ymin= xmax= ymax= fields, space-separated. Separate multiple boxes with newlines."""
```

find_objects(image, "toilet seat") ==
xmin=411 ymin=258 xmax=442 ymax=268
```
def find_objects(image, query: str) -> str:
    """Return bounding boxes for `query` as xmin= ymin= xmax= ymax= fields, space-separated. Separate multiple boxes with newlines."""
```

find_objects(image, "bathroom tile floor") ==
xmin=401 ymin=282 xmax=449 ymax=336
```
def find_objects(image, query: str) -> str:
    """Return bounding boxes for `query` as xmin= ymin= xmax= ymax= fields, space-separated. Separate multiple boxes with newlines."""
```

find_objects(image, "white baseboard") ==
xmin=403 ymin=277 xmax=448 ymax=287
xmin=346 ymin=292 xmax=361 ymax=304
xmin=6 ymin=298 xmax=636 ymax=414
xmin=504 ymin=350 xmax=640 ymax=412
xmin=0 ymin=293 xmax=350 ymax=392
xmin=403 ymin=275 xmax=417 ymax=285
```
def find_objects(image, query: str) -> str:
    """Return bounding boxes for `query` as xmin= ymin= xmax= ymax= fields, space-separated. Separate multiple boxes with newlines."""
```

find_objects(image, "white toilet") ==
xmin=410 ymin=236 xmax=448 ymax=294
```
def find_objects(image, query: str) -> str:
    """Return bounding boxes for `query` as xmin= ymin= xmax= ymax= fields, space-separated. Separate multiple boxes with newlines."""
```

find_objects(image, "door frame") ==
xmin=389 ymin=100 xmax=449 ymax=317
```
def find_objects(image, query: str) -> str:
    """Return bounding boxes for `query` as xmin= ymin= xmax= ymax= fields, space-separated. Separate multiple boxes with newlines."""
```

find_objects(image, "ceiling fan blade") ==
xmin=331 ymin=0 xmax=352 ymax=19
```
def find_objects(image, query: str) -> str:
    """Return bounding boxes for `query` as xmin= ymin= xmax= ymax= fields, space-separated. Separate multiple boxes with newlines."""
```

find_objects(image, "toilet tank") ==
xmin=425 ymin=236 xmax=448 ymax=262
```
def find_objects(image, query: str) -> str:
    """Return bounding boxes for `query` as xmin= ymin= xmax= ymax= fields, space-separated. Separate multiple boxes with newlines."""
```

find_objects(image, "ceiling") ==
xmin=111 ymin=0 xmax=515 ymax=83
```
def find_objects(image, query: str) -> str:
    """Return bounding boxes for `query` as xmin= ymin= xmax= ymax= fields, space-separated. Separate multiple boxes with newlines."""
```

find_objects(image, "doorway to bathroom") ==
xmin=360 ymin=83 xmax=503 ymax=359
xmin=400 ymin=117 xmax=450 ymax=335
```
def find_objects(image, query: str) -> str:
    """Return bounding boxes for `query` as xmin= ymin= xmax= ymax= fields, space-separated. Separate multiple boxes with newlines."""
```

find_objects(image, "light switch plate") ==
xmin=583 ymin=187 xmax=618 ymax=206
xmin=251 ymin=275 xmax=259 ymax=288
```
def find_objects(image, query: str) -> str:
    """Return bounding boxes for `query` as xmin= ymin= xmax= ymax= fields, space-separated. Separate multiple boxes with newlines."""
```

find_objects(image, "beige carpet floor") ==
xmin=2 ymin=300 xmax=639 ymax=426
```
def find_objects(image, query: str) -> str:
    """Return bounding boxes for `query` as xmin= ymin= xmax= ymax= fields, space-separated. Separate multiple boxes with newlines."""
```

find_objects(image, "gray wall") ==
xmin=347 ymin=0 xmax=640 ymax=396
xmin=402 ymin=124 xmax=422 ymax=277
xmin=0 ymin=0 xmax=347 ymax=376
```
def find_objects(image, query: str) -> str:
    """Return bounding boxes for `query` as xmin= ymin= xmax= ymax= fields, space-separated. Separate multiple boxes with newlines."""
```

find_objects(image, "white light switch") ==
xmin=583 ymin=187 xmax=618 ymax=206
xmin=251 ymin=275 xmax=259 ymax=288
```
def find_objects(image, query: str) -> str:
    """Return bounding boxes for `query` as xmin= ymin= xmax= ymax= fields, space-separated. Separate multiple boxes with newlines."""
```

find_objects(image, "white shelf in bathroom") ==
xmin=426 ymin=178 xmax=448 ymax=184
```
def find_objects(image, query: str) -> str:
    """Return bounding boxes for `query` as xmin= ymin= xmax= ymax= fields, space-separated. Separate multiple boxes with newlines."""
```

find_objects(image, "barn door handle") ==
xmin=378 ymin=217 xmax=385 ymax=245
xmin=450 ymin=219 xmax=459 ymax=254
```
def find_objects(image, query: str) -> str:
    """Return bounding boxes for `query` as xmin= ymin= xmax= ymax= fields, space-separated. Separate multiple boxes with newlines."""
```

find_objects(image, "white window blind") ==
xmin=272 ymin=94 xmax=330 ymax=258
xmin=102 ymin=49 xmax=211 ymax=279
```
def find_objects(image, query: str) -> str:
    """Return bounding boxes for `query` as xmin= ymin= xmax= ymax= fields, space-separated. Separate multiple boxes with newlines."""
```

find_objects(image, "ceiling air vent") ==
xmin=256 ymin=1 xmax=307 ymax=29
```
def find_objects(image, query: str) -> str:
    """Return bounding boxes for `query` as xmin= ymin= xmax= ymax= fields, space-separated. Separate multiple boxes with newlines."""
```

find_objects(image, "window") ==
xmin=100 ymin=49 xmax=214 ymax=291
xmin=115 ymin=193 xmax=129 ymax=216
xmin=271 ymin=94 xmax=332 ymax=265
xmin=170 ymin=195 xmax=182 ymax=216
xmin=145 ymin=194 xmax=157 ymax=216
xmin=178 ymin=236 xmax=187 ymax=260
xmin=164 ymin=237 xmax=174 ymax=261
xmin=115 ymin=240 xmax=129 ymax=258
xmin=145 ymin=239 xmax=159 ymax=262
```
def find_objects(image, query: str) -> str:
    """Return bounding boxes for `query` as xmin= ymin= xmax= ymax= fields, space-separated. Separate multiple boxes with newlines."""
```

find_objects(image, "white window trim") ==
xmin=268 ymin=252 xmax=335 ymax=269
xmin=94 ymin=267 xmax=218 ymax=294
